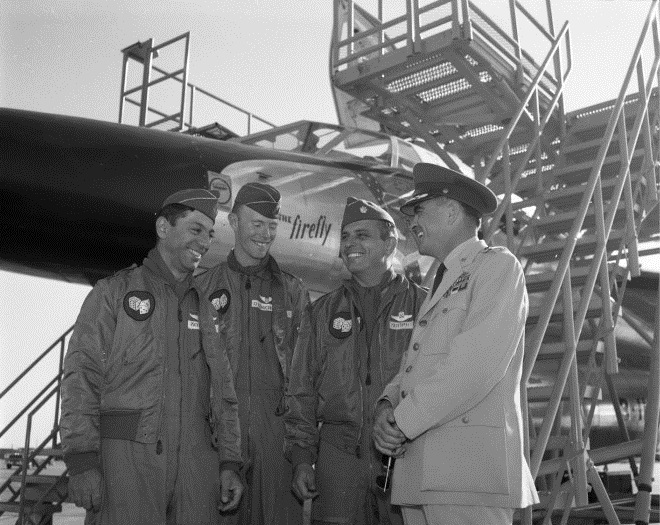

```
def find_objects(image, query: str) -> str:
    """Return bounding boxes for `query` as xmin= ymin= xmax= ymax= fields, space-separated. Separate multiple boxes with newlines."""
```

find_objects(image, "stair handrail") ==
xmin=0 ymin=326 xmax=72 ymax=401
xmin=477 ymin=20 xmax=570 ymax=237
xmin=18 ymin=384 xmax=63 ymax=523
xmin=522 ymin=0 xmax=660 ymax=491
xmin=0 ymin=325 xmax=73 ymax=445
xmin=468 ymin=1 xmax=559 ymax=96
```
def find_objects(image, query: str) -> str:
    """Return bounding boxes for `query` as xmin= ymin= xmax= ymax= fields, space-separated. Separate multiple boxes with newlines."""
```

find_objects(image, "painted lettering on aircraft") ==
xmin=289 ymin=215 xmax=332 ymax=246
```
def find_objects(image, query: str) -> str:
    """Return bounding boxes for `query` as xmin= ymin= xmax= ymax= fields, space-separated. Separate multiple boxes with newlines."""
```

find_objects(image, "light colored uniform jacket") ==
xmin=381 ymin=238 xmax=539 ymax=509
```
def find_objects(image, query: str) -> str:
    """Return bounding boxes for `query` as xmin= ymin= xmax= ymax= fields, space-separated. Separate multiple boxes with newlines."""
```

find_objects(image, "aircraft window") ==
xmin=311 ymin=128 xmax=342 ymax=151
xmin=396 ymin=140 xmax=422 ymax=171
xmin=327 ymin=132 xmax=392 ymax=164
xmin=251 ymin=129 xmax=304 ymax=151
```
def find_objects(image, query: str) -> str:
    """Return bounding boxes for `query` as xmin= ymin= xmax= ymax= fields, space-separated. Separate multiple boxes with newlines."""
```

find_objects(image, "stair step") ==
xmin=10 ymin=474 xmax=67 ymax=485
xmin=511 ymin=175 xmax=636 ymax=213
xmin=518 ymin=229 xmax=626 ymax=263
xmin=0 ymin=500 xmax=62 ymax=514
xmin=525 ymin=264 xmax=622 ymax=294
xmin=532 ymin=339 xmax=595 ymax=360
xmin=526 ymin=294 xmax=605 ymax=325
xmin=8 ymin=474 xmax=68 ymax=502
xmin=530 ymin=202 xmax=629 ymax=236
xmin=553 ymin=149 xmax=645 ymax=186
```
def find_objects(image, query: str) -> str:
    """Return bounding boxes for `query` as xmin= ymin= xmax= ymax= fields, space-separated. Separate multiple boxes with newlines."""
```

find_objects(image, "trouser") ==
xmin=221 ymin=391 xmax=302 ymax=525
xmin=86 ymin=437 xmax=221 ymax=525
xmin=401 ymin=504 xmax=514 ymax=525
xmin=312 ymin=438 xmax=403 ymax=525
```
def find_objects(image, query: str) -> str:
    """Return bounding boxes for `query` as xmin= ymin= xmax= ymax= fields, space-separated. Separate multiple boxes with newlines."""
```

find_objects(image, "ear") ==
xmin=155 ymin=216 xmax=169 ymax=240
xmin=385 ymin=235 xmax=397 ymax=257
xmin=228 ymin=212 xmax=239 ymax=233
xmin=446 ymin=200 xmax=461 ymax=226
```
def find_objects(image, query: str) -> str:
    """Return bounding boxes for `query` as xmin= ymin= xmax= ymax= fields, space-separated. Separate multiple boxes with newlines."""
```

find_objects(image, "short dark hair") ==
xmin=157 ymin=203 xmax=194 ymax=226
xmin=458 ymin=202 xmax=481 ymax=229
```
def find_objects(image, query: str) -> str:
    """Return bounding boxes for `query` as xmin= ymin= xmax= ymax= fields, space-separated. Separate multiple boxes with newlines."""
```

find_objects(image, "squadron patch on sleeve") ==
xmin=123 ymin=291 xmax=155 ymax=321
xmin=329 ymin=311 xmax=353 ymax=339
xmin=209 ymin=289 xmax=230 ymax=315
xmin=442 ymin=271 xmax=471 ymax=298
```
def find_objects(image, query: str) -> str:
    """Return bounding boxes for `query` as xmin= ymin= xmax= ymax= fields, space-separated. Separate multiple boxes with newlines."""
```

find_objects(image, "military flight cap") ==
xmin=400 ymin=163 xmax=498 ymax=217
xmin=342 ymin=197 xmax=395 ymax=229
xmin=234 ymin=182 xmax=280 ymax=219
xmin=160 ymin=188 xmax=219 ymax=222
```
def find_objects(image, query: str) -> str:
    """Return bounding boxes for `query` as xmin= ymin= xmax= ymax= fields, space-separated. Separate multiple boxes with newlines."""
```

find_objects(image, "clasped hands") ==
xmin=372 ymin=400 xmax=407 ymax=458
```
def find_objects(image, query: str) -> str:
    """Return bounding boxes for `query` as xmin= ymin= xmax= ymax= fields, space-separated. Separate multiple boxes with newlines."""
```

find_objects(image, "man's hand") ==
xmin=68 ymin=468 xmax=102 ymax=511
xmin=373 ymin=400 xmax=406 ymax=457
xmin=218 ymin=469 xmax=243 ymax=512
xmin=292 ymin=463 xmax=319 ymax=501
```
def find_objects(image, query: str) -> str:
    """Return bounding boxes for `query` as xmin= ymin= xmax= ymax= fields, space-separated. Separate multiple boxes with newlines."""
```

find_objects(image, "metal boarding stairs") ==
xmin=0 ymin=328 xmax=73 ymax=524
xmin=331 ymin=1 xmax=660 ymax=524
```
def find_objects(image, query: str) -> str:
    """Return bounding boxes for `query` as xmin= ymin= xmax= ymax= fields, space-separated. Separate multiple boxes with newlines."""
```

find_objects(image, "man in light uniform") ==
xmin=196 ymin=182 xmax=309 ymax=525
xmin=373 ymin=164 xmax=539 ymax=525
xmin=286 ymin=197 xmax=426 ymax=525
xmin=61 ymin=188 xmax=243 ymax=524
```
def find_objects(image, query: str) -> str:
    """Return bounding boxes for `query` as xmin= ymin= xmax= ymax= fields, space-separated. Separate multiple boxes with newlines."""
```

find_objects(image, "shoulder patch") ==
xmin=123 ymin=291 xmax=155 ymax=321
xmin=329 ymin=311 xmax=353 ymax=339
xmin=209 ymin=289 xmax=230 ymax=314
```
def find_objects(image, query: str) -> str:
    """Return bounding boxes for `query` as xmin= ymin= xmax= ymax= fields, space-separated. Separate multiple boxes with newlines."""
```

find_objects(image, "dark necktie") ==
xmin=431 ymin=262 xmax=447 ymax=295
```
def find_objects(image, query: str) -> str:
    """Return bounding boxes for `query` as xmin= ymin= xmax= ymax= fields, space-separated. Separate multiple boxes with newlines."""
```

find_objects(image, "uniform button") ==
xmin=401 ymin=390 xmax=407 ymax=398
xmin=419 ymin=320 xmax=427 ymax=327
xmin=442 ymin=308 xmax=448 ymax=314
xmin=405 ymin=365 xmax=412 ymax=373
xmin=413 ymin=343 xmax=420 ymax=351
xmin=462 ymin=416 xmax=470 ymax=424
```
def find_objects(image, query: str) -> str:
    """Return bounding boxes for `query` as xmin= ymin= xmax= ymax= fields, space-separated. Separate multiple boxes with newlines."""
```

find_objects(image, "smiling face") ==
xmin=340 ymin=219 xmax=396 ymax=287
xmin=409 ymin=196 xmax=476 ymax=262
xmin=157 ymin=209 xmax=215 ymax=281
xmin=408 ymin=197 xmax=455 ymax=260
xmin=230 ymin=204 xmax=278 ymax=267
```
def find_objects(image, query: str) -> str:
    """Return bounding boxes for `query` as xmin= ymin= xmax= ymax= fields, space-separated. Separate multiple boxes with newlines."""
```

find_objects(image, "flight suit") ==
xmin=61 ymin=248 xmax=241 ymax=524
xmin=197 ymin=251 xmax=309 ymax=525
xmin=286 ymin=270 xmax=426 ymax=525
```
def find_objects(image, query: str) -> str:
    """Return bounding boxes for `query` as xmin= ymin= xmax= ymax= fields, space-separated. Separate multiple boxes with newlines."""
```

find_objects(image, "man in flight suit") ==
xmin=285 ymin=197 xmax=427 ymax=525
xmin=373 ymin=163 xmax=539 ymax=525
xmin=196 ymin=182 xmax=309 ymax=525
xmin=60 ymin=188 xmax=243 ymax=524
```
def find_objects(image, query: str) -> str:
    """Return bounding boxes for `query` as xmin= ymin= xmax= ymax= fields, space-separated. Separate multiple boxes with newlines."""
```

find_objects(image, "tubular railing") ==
xmin=479 ymin=18 xmax=571 ymax=242
xmin=0 ymin=327 xmax=73 ymax=521
xmin=505 ymin=1 xmax=660 ymax=522
xmin=0 ymin=326 xmax=72 ymax=445
xmin=120 ymin=33 xmax=275 ymax=136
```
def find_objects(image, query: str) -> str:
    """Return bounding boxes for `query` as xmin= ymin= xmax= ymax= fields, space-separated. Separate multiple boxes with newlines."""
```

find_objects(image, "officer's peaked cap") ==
xmin=399 ymin=163 xmax=498 ymax=217
xmin=160 ymin=188 xmax=219 ymax=222
xmin=234 ymin=182 xmax=280 ymax=219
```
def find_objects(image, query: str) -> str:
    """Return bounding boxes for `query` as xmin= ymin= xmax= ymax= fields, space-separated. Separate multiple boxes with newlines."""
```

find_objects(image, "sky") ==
xmin=0 ymin=0 xmax=658 ymax=447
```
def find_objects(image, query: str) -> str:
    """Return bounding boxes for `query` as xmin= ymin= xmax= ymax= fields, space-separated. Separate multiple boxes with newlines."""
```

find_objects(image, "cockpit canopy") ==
xmin=232 ymin=120 xmax=473 ymax=175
